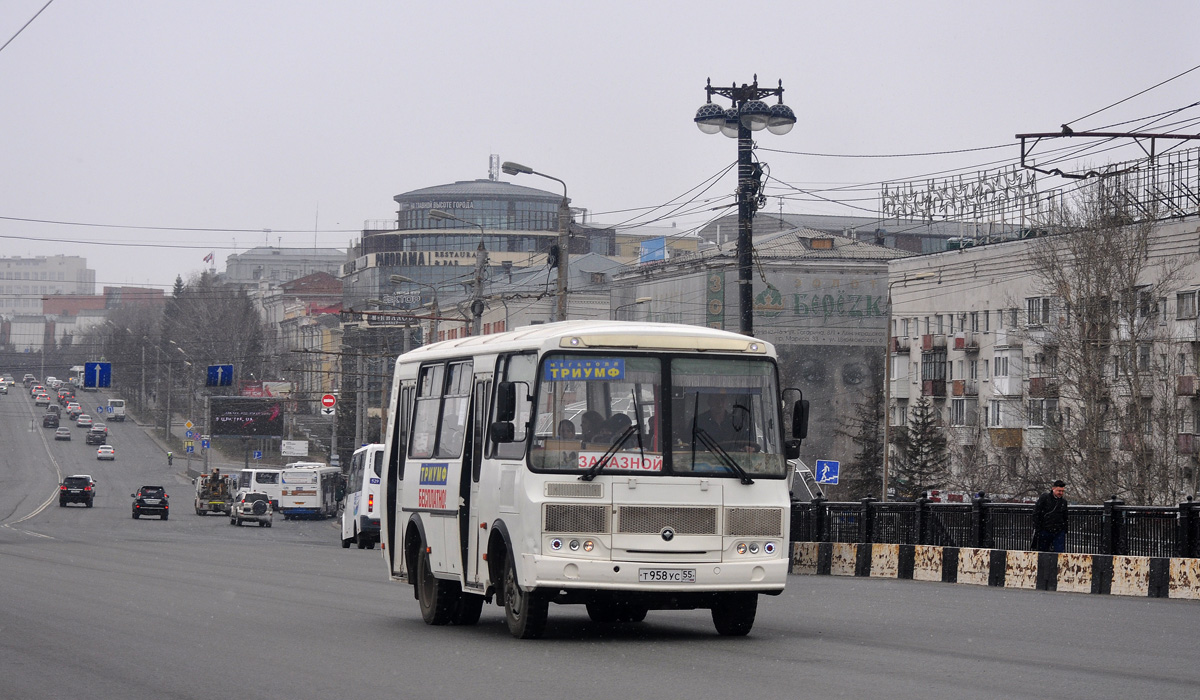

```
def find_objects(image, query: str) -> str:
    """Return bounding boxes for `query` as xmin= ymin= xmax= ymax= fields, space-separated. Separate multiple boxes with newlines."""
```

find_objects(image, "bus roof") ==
xmin=397 ymin=320 xmax=774 ymax=364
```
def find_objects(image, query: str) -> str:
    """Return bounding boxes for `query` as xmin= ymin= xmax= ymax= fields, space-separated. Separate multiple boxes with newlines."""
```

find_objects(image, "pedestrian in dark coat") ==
xmin=1032 ymin=479 xmax=1069 ymax=552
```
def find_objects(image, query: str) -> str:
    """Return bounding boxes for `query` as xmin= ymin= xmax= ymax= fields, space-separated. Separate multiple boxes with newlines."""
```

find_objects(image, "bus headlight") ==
xmin=550 ymin=538 xmax=563 ymax=551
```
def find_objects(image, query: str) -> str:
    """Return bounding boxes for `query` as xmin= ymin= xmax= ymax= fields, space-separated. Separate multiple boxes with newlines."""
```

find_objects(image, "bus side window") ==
xmin=436 ymin=361 xmax=472 ymax=459
xmin=411 ymin=365 xmax=444 ymax=459
xmin=490 ymin=353 xmax=535 ymax=460
xmin=472 ymin=380 xmax=490 ymax=482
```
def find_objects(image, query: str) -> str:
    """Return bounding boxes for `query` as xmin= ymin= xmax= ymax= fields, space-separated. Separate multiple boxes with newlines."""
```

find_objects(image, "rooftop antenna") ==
xmin=489 ymin=154 xmax=500 ymax=181
xmin=314 ymin=204 xmax=319 ymax=249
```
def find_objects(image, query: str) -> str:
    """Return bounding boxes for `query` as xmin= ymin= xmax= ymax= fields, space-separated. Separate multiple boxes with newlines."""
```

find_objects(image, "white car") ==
xmin=96 ymin=445 xmax=115 ymax=461
xmin=230 ymin=491 xmax=273 ymax=528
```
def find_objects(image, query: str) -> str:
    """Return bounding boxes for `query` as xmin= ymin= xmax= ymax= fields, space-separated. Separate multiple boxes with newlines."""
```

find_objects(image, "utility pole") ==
xmin=473 ymin=238 xmax=488 ymax=336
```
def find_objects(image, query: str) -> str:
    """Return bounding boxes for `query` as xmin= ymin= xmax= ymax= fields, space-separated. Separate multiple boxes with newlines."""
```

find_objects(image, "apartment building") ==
xmin=887 ymin=217 xmax=1200 ymax=502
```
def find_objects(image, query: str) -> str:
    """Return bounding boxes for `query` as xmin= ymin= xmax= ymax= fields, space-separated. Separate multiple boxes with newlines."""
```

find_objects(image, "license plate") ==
xmin=69 ymin=489 xmax=81 ymax=493
xmin=638 ymin=568 xmax=696 ymax=583
xmin=144 ymin=499 xmax=160 ymax=504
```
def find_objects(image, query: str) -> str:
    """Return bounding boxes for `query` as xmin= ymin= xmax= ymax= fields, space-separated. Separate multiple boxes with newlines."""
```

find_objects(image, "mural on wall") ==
xmin=748 ymin=271 xmax=889 ymax=471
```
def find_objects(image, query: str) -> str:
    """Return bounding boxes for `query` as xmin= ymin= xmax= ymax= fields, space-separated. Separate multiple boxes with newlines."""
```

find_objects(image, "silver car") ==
xmin=229 ymin=491 xmax=273 ymax=528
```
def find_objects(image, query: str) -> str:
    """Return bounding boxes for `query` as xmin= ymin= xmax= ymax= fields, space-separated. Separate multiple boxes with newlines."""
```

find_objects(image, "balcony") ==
xmin=994 ymin=327 xmax=1022 ymax=348
xmin=1177 ymin=375 xmax=1198 ymax=396
xmin=988 ymin=428 xmax=1023 ymax=449
xmin=1026 ymin=427 xmax=1060 ymax=450
xmin=1026 ymin=326 xmax=1059 ymax=348
xmin=891 ymin=336 xmax=911 ymax=352
xmin=922 ymin=379 xmax=946 ymax=397
xmin=891 ymin=377 xmax=910 ymax=399
xmin=951 ymin=426 xmax=978 ymax=446
xmin=1028 ymin=376 xmax=1059 ymax=397
xmin=964 ymin=379 xmax=979 ymax=396
xmin=922 ymin=334 xmax=948 ymax=351
xmin=953 ymin=331 xmax=980 ymax=353
xmin=992 ymin=375 xmax=1022 ymax=396
xmin=952 ymin=379 xmax=965 ymax=397
xmin=1178 ymin=433 xmax=1198 ymax=455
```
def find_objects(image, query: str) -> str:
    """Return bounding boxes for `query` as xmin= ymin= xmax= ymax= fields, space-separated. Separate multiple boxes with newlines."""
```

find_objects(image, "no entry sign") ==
xmin=322 ymin=394 xmax=337 ymax=408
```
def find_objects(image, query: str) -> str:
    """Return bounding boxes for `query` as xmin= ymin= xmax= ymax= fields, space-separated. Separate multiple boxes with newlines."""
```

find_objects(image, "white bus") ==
xmin=379 ymin=320 xmax=808 ymax=638
xmin=279 ymin=462 xmax=340 ymax=519
xmin=342 ymin=444 xmax=384 ymax=549
xmin=237 ymin=468 xmax=283 ymax=511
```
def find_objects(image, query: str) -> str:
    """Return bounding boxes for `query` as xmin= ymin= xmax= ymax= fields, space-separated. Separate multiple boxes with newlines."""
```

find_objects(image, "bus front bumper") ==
xmin=523 ymin=553 xmax=788 ymax=593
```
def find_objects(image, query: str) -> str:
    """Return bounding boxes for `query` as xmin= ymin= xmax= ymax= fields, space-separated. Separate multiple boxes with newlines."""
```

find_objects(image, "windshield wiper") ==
xmin=579 ymin=425 xmax=638 ymax=481
xmin=692 ymin=428 xmax=755 ymax=485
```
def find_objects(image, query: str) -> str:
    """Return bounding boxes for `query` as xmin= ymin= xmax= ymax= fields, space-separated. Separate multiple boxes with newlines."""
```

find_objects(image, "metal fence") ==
xmin=791 ymin=496 xmax=1200 ymax=558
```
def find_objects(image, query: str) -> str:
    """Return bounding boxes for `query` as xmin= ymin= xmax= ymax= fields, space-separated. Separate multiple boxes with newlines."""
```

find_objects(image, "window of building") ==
xmin=950 ymin=399 xmax=966 ymax=426
xmin=1179 ymin=291 xmax=1198 ymax=320
xmin=1026 ymin=297 xmax=1051 ymax=326
xmin=921 ymin=351 xmax=947 ymax=381
xmin=994 ymin=355 xmax=1009 ymax=377
xmin=983 ymin=310 xmax=990 ymax=332
xmin=969 ymin=360 xmax=978 ymax=379
xmin=1028 ymin=398 xmax=1058 ymax=427
xmin=936 ymin=315 xmax=944 ymax=334
xmin=988 ymin=400 xmax=1002 ymax=427
xmin=982 ymin=359 xmax=990 ymax=379
xmin=970 ymin=311 xmax=979 ymax=332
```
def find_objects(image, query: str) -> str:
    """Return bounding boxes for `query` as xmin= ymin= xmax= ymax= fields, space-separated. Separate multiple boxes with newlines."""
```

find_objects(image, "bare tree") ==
xmin=1025 ymin=184 xmax=1194 ymax=504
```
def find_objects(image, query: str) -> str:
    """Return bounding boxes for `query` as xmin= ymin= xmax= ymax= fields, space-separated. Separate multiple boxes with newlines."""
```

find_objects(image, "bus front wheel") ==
xmin=711 ymin=592 xmax=757 ymax=636
xmin=416 ymin=548 xmax=457 ymax=625
xmin=503 ymin=558 xmax=548 ymax=639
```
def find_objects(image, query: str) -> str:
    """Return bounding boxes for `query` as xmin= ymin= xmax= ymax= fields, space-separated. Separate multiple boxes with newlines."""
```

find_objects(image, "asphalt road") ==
xmin=2 ymin=385 xmax=1198 ymax=700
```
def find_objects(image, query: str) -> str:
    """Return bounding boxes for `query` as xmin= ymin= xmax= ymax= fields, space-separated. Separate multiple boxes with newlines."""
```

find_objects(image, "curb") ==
xmin=791 ymin=541 xmax=1200 ymax=600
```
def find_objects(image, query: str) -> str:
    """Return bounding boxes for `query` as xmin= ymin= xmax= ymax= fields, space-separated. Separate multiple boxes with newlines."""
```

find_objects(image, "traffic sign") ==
xmin=186 ymin=445 xmax=194 ymax=453
xmin=321 ymin=394 xmax=337 ymax=408
xmin=320 ymin=407 xmax=335 ymax=417
xmin=207 ymin=364 xmax=234 ymax=387
xmin=184 ymin=421 xmax=194 ymax=430
xmin=83 ymin=362 xmax=111 ymax=389
xmin=185 ymin=430 xmax=194 ymax=439
xmin=201 ymin=439 xmax=210 ymax=449
xmin=815 ymin=459 xmax=841 ymax=485
xmin=97 ymin=406 xmax=105 ymax=414
xmin=253 ymin=450 xmax=263 ymax=460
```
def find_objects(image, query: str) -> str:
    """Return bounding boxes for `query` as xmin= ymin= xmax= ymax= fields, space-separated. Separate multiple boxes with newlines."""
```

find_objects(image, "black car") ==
xmin=85 ymin=428 xmax=108 ymax=445
xmin=42 ymin=413 xmax=60 ymax=428
xmin=132 ymin=486 xmax=169 ymax=520
xmin=59 ymin=475 xmax=95 ymax=507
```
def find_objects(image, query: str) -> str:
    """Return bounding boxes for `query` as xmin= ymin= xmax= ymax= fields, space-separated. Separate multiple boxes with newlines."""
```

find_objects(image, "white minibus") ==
xmin=379 ymin=320 xmax=808 ymax=638
xmin=342 ymin=444 xmax=384 ymax=549
xmin=236 ymin=468 xmax=283 ymax=511
xmin=279 ymin=462 xmax=340 ymax=519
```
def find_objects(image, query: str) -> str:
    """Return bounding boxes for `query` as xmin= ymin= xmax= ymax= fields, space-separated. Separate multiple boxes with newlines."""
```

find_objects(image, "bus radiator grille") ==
xmin=616 ymin=506 xmax=717 ymax=535
xmin=724 ymin=507 xmax=784 ymax=537
xmin=544 ymin=482 xmax=604 ymax=499
xmin=543 ymin=504 xmax=609 ymax=534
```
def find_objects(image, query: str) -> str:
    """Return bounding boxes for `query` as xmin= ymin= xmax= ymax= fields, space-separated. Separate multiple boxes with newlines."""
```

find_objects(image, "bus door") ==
xmin=386 ymin=382 xmax=414 ymax=580
xmin=409 ymin=361 xmax=472 ymax=576
xmin=462 ymin=376 xmax=491 ymax=589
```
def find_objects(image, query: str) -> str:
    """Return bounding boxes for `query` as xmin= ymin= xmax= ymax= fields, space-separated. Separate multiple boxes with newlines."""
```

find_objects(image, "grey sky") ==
xmin=2 ymin=0 xmax=1198 ymax=290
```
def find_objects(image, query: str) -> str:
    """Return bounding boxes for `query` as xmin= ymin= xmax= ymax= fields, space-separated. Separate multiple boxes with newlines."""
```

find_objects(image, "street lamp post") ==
xmin=694 ymin=76 xmax=796 ymax=337
xmin=428 ymin=208 xmax=489 ymax=336
xmin=882 ymin=272 xmax=936 ymax=501
xmin=501 ymin=161 xmax=569 ymax=323
xmin=613 ymin=296 xmax=652 ymax=321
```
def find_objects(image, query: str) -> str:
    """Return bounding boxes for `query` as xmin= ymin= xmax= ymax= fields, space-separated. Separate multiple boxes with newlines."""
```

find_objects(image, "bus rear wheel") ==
xmin=711 ymin=592 xmax=757 ymax=636
xmin=503 ymin=558 xmax=548 ymax=639
xmin=416 ymin=548 xmax=458 ymax=625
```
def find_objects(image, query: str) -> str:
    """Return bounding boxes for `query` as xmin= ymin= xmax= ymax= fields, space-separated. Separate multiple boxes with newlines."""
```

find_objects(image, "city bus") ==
xmin=236 ymin=468 xmax=283 ymax=511
xmin=379 ymin=320 xmax=808 ymax=639
xmin=342 ymin=444 xmax=384 ymax=549
xmin=278 ymin=462 xmax=340 ymax=519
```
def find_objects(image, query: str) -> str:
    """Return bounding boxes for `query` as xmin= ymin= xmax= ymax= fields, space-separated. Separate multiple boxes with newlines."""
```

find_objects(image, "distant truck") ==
xmin=193 ymin=469 xmax=234 ymax=515
xmin=107 ymin=399 xmax=126 ymax=421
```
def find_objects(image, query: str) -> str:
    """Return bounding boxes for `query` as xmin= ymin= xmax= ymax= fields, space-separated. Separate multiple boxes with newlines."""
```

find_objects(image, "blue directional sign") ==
xmin=206 ymin=364 xmax=234 ymax=387
xmin=186 ymin=445 xmax=194 ymax=454
xmin=201 ymin=439 xmax=210 ymax=449
xmin=253 ymin=450 xmax=263 ymax=460
xmin=185 ymin=430 xmax=194 ymax=439
xmin=815 ymin=459 xmax=841 ymax=485
xmin=83 ymin=362 xmax=111 ymax=389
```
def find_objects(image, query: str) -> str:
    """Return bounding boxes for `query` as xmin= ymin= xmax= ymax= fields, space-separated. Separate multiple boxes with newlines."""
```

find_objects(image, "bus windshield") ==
xmin=529 ymin=354 xmax=785 ymax=478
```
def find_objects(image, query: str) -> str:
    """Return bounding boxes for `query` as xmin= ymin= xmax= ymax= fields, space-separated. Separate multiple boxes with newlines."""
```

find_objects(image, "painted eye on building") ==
xmin=842 ymin=362 xmax=867 ymax=386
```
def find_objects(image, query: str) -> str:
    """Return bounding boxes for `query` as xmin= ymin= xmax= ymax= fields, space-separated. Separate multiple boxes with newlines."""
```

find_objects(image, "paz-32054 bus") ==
xmin=379 ymin=321 xmax=808 ymax=639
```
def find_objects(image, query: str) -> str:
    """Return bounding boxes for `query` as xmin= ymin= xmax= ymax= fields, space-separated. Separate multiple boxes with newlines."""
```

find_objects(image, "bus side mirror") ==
xmin=490 ymin=422 xmax=515 ymax=443
xmin=791 ymin=399 xmax=809 ymax=443
xmin=785 ymin=439 xmax=801 ymax=459
xmin=495 ymin=382 xmax=516 ymax=422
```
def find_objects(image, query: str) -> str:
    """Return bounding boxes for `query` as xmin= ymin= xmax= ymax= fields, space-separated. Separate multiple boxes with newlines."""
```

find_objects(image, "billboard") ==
xmin=210 ymin=397 xmax=285 ymax=437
